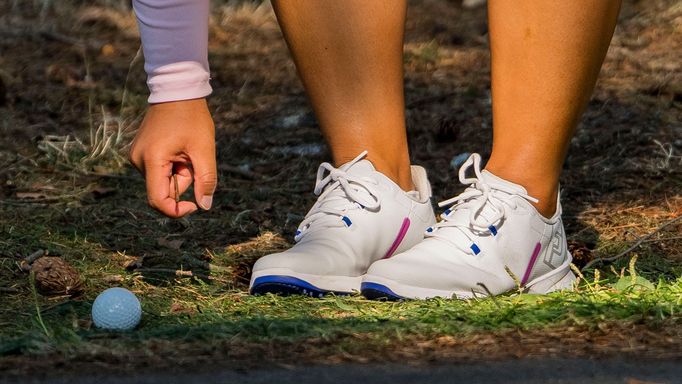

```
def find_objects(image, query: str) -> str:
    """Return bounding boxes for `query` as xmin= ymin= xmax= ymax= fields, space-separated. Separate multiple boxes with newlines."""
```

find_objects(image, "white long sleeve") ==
xmin=133 ymin=0 xmax=212 ymax=103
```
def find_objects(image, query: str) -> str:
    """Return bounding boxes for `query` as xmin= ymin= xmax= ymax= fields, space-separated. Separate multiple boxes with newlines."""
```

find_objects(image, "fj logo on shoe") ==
xmin=544 ymin=226 xmax=563 ymax=268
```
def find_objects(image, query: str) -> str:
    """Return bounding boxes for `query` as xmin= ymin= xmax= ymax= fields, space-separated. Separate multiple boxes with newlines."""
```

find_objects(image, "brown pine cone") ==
xmin=31 ymin=257 xmax=84 ymax=297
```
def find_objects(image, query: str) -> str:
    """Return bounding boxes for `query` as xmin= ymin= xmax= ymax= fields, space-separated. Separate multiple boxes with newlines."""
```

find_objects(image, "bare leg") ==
xmin=272 ymin=0 xmax=413 ymax=190
xmin=485 ymin=0 xmax=621 ymax=217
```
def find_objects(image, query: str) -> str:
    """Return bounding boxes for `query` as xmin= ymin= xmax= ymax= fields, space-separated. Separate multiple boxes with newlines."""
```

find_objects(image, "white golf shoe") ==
xmin=361 ymin=153 xmax=576 ymax=300
xmin=249 ymin=151 xmax=436 ymax=297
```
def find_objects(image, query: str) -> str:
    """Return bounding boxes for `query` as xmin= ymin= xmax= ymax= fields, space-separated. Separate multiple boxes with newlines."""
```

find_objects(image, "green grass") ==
xmin=2 ymin=243 xmax=681 ymax=359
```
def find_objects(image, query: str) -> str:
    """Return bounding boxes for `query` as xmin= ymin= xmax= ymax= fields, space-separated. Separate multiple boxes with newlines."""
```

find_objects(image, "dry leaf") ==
xmin=103 ymin=274 xmax=124 ymax=283
xmin=122 ymin=255 xmax=143 ymax=270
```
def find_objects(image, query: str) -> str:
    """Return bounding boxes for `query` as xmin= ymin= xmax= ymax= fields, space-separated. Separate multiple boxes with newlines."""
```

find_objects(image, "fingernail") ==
xmin=200 ymin=195 xmax=213 ymax=210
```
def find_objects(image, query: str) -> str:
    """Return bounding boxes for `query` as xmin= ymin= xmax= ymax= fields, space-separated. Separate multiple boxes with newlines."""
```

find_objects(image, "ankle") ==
xmin=371 ymin=157 xmax=414 ymax=192
xmin=332 ymin=151 xmax=414 ymax=192
xmin=484 ymin=165 xmax=559 ymax=219
xmin=393 ymin=167 xmax=416 ymax=192
xmin=531 ymin=191 xmax=558 ymax=219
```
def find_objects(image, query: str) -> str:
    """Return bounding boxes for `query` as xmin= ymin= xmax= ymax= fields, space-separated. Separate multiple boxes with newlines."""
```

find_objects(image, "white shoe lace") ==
xmin=295 ymin=151 xmax=381 ymax=242
xmin=426 ymin=153 xmax=538 ymax=255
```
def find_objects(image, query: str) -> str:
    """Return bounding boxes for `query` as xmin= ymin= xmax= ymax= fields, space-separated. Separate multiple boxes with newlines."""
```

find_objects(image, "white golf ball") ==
xmin=92 ymin=287 xmax=142 ymax=331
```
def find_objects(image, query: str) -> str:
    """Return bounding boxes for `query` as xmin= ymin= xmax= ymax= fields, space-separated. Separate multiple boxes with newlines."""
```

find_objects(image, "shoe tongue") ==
xmin=443 ymin=171 xmax=527 ymax=226
xmin=317 ymin=159 xmax=377 ymax=211
xmin=480 ymin=170 xmax=528 ymax=195
xmin=342 ymin=159 xmax=376 ymax=177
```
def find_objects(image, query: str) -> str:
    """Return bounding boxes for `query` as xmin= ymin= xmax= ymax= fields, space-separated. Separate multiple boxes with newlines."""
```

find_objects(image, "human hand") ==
xmin=129 ymin=98 xmax=217 ymax=218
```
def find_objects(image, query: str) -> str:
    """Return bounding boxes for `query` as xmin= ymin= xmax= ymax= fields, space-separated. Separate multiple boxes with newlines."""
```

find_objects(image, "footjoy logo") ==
xmin=543 ymin=227 xmax=563 ymax=268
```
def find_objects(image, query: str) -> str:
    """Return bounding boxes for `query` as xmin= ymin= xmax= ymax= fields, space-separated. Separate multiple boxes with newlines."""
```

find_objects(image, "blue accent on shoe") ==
xmin=295 ymin=230 xmax=301 ymax=237
xmin=426 ymin=226 xmax=433 ymax=233
xmin=361 ymin=282 xmax=405 ymax=301
xmin=250 ymin=275 xmax=350 ymax=297
xmin=443 ymin=208 xmax=452 ymax=215
xmin=342 ymin=216 xmax=352 ymax=227
xmin=488 ymin=225 xmax=497 ymax=236
xmin=471 ymin=243 xmax=481 ymax=255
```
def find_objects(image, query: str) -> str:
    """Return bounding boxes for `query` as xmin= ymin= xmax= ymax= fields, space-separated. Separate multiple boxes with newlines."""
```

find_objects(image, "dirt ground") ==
xmin=0 ymin=0 xmax=679 ymax=261
xmin=0 ymin=0 xmax=680 ymax=378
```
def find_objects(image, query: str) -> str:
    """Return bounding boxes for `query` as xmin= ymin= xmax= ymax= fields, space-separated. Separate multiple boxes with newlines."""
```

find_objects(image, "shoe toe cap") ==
xmin=252 ymin=251 xmax=322 ymax=274
xmin=252 ymin=245 xmax=360 ymax=277
xmin=366 ymin=246 xmax=509 ymax=295
xmin=366 ymin=251 xmax=456 ymax=290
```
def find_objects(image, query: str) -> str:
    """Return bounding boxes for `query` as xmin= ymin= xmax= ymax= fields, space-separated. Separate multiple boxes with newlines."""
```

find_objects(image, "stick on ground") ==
xmin=582 ymin=215 xmax=682 ymax=271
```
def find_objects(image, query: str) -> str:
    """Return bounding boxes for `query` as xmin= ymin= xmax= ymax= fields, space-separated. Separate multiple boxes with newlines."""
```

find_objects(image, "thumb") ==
xmin=190 ymin=150 xmax=217 ymax=210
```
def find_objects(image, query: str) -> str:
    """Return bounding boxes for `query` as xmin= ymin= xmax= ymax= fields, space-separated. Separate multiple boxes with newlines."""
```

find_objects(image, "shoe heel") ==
xmin=527 ymin=269 xmax=576 ymax=294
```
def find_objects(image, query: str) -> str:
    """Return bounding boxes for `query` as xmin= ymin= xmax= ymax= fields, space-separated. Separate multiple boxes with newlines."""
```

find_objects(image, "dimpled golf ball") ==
xmin=92 ymin=287 xmax=142 ymax=331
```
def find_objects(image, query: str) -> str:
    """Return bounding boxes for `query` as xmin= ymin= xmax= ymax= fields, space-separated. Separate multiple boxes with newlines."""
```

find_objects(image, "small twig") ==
xmin=642 ymin=236 xmax=682 ymax=243
xmin=0 ymin=287 xmax=20 ymax=293
xmin=173 ymin=174 xmax=179 ymax=203
xmin=582 ymin=215 xmax=682 ymax=271
xmin=134 ymin=268 xmax=232 ymax=284
xmin=24 ymin=249 xmax=46 ymax=264
xmin=136 ymin=267 xmax=193 ymax=276
xmin=135 ymin=268 xmax=212 ymax=280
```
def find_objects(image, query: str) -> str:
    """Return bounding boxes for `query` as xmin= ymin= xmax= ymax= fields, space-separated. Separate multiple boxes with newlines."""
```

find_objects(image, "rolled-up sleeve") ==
xmin=133 ymin=0 xmax=212 ymax=103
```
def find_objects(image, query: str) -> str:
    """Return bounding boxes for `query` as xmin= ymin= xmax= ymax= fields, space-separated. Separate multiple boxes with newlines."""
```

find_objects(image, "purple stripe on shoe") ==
xmin=382 ymin=217 xmax=411 ymax=259
xmin=521 ymin=242 xmax=542 ymax=286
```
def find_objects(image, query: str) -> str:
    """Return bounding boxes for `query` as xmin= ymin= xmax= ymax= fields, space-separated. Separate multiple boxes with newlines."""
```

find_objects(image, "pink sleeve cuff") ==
xmin=147 ymin=61 xmax=212 ymax=103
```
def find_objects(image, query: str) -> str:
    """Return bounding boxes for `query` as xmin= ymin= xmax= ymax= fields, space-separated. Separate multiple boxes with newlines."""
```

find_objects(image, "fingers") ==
xmin=145 ymin=159 xmax=198 ymax=218
xmin=129 ymin=99 xmax=216 ymax=218
xmin=189 ymin=149 xmax=218 ymax=210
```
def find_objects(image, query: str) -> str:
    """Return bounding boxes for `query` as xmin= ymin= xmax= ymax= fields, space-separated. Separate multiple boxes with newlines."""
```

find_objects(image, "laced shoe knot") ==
xmin=427 ymin=153 xmax=539 ymax=254
xmin=295 ymin=151 xmax=381 ymax=242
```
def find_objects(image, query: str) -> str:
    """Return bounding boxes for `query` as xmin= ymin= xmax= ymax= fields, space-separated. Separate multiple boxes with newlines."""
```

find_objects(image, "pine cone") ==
xmin=31 ymin=257 xmax=84 ymax=296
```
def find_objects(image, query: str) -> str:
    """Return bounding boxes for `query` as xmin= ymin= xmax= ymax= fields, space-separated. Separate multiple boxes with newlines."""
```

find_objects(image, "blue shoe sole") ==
xmin=360 ymin=282 xmax=405 ymax=301
xmin=250 ymin=275 xmax=351 ymax=297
